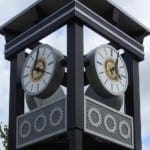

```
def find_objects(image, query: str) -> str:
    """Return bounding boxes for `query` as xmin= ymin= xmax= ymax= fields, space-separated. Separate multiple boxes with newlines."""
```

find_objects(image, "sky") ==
xmin=0 ymin=0 xmax=150 ymax=150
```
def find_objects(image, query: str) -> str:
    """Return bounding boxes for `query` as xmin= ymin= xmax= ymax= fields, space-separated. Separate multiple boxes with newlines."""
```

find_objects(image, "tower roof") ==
xmin=0 ymin=0 xmax=149 ymax=36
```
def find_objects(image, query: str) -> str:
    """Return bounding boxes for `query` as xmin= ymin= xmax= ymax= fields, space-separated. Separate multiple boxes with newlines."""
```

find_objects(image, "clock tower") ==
xmin=0 ymin=0 xmax=149 ymax=150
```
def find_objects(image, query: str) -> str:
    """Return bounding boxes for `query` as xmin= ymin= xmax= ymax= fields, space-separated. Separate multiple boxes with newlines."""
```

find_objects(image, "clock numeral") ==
xmin=24 ymin=74 xmax=29 ymax=78
xmin=116 ymin=84 xmax=119 ymax=91
xmin=98 ymin=51 xmax=104 ymax=59
xmin=43 ymin=79 xmax=47 ymax=85
xmin=31 ymin=55 xmax=34 ymax=61
xmin=31 ymin=84 xmax=33 ymax=91
xmin=47 ymin=52 xmax=52 ymax=58
xmin=96 ymin=61 xmax=103 ymax=66
xmin=99 ymin=71 xmax=104 ymax=74
xmin=45 ymin=71 xmax=52 ymax=75
xmin=111 ymin=83 xmax=113 ymax=91
xmin=42 ymin=47 xmax=47 ymax=56
xmin=120 ymin=66 xmax=124 ymax=69
xmin=104 ymin=48 xmax=107 ymax=56
xmin=120 ymin=80 xmax=124 ymax=87
xmin=104 ymin=79 xmax=108 ymax=85
xmin=37 ymin=83 xmax=39 ymax=91
xmin=48 ymin=61 xmax=54 ymax=66
xmin=111 ymin=49 xmax=113 ymax=57
xmin=25 ymin=65 xmax=32 ymax=68
xmin=25 ymin=81 xmax=30 ymax=87
xmin=120 ymin=74 xmax=126 ymax=79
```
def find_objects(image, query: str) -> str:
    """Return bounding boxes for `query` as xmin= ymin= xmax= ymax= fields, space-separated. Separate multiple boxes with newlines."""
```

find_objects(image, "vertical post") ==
xmin=123 ymin=53 xmax=142 ymax=150
xmin=67 ymin=19 xmax=84 ymax=150
xmin=8 ymin=52 xmax=25 ymax=150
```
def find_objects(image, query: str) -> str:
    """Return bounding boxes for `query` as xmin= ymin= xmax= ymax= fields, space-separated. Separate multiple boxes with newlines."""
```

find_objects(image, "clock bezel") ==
xmin=21 ymin=44 xmax=65 ymax=98
xmin=85 ymin=44 xmax=128 ymax=98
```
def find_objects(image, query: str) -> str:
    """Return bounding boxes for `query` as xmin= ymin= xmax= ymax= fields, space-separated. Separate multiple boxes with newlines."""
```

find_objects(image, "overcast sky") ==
xmin=0 ymin=0 xmax=150 ymax=150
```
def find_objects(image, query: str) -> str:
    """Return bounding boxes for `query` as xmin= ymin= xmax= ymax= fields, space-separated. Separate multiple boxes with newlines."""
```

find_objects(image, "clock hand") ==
xmin=33 ymin=48 xmax=39 ymax=71
xmin=32 ymin=49 xmax=39 ymax=78
xmin=35 ymin=68 xmax=52 ymax=74
xmin=115 ymin=52 xmax=121 ymax=79
xmin=26 ymin=65 xmax=51 ymax=74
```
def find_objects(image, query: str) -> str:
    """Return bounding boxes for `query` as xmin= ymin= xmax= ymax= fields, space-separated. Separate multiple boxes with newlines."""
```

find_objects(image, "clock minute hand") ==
xmin=33 ymin=49 xmax=39 ymax=71
xmin=115 ymin=52 xmax=121 ymax=79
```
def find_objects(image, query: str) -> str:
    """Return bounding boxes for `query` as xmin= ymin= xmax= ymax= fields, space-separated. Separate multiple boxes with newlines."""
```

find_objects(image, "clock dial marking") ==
xmin=104 ymin=79 xmax=108 ymax=85
xmin=116 ymin=84 xmax=119 ymax=92
xmin=37 ymin=83 xmax=39 ymax=91
xmin=111 ymin=83 xmax=113 ymax=92
xmin=98 ymin=51 xmax=104 ymax=59
xmin=42 ymin=47 xmax=47 ymax=56
xmin=48 ymin=60 xmax=55 ymax=66
xmin=25 ymin=65 xmax=32 ymax=68
xmin=43 ymin=79 xmax=46 ymax=85
xmin=31 ymin=84 xmax=33 ymax=91
xmin=119 ymin=66 xmax=124 ymax=69
xmin=24 ymin=74 xmax=29 ymax=78
xmin=120 ymin=80 xmax=124 ymax=87
xmin=120 ymin=74 xmax=126 ymax=79
xmin=44 ymin=71 xmax=52 ymax=75
xmin=111 ymin=48 xmax=113 ymax=57
xmin=104 ymin=48 xmax=107 ymax=56
xmin=99 ymin=71 xmax=104 ymax=74
xmin=47 ymin=52 xmax=52 ymax=58
xmin=31 ymin=55 xmax=34 ymax=61
xmin=25 ymin=81 xmax=30 ymax=87
xmin=96 ymin=61 xmax=103 ymax=66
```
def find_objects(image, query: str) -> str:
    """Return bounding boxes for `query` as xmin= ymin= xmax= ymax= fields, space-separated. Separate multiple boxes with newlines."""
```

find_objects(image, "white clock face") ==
xmin=94 ymin=45 xmax=128 ymax=96
xmin=21 ymin=44 xmax=64 ymax=98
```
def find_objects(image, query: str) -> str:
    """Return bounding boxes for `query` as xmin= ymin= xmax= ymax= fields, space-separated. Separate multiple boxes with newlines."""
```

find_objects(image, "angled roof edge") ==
xmin=0 ymin=0 xmax=42 ymax=34
xmin=0 ymin=0 xmax=149 ymax=36
xmin=107 ymin=0 xmax=150 ymax=35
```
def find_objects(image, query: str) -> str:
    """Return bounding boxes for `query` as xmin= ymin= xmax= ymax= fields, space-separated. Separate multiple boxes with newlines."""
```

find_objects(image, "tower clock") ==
xmin=21 ymin=44 xmax=64 ymax=98
xmin=86 ymin=44 xmax=128 ymax=98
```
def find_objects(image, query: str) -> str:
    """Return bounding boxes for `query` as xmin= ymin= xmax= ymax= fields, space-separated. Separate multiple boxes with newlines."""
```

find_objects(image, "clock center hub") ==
xmin=31 ymin=59 xmax=46 ymax=82
xmin=105 ymin=58 xmax=119 ymax=82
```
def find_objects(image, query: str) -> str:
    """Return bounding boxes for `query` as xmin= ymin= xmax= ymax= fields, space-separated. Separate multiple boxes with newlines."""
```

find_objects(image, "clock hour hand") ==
xmin=35 ymin=68 xmax=52 ymax=75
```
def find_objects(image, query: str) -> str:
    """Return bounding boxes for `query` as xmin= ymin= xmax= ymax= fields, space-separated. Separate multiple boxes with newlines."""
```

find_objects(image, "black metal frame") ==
xmin=2 ymin=1 xmax=148 ymax=150
xmin=4 ymin=1 xmax=144 ymax=60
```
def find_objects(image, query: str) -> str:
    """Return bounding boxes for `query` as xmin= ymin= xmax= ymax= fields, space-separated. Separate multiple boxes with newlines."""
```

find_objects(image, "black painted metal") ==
xmin=75 ymin=1 xmax=144 ymax=60
xmin=5 ymin=1 xmax=75 ymax=59
xmin=1 ymin=0 xmax=148 ymax=40
xmin=3 ymin=1 xmax=145 ymax=60
xmin=69 ymin=129 xmax=83 ymax=150
xmin=8 ymin=52 xmax=25 ymax=150
xmin=67 ymin=20 xmax=84 ymax=130
xmin=67 ymin=19 xmax=84 ymax=150
xmin=123 ymin=53 xmax=142 ymax=150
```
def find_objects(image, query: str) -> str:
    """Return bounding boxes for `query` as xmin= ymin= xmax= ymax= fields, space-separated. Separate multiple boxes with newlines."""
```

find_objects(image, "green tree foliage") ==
xmin=0 ymin=122 xmax=8 ymax=150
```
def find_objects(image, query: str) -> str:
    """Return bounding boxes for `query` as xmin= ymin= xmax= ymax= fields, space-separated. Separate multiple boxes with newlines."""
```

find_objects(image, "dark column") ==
xmin=69 ymin=129 xmax=83 ymax=150
xmin=8 ymin=52 xmax=25 ymax=150
xmin=67 ymin=19 xmax=84 ymax=150
xmin=123 ymin=53 xmax=142 ymax=150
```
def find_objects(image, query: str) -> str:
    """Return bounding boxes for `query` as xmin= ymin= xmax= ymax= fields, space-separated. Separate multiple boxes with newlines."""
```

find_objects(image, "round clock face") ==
xmin=21 ymin=44 xmax=64 ymax=98
xmin=86 ymin=44 xmax=128 ymax=97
